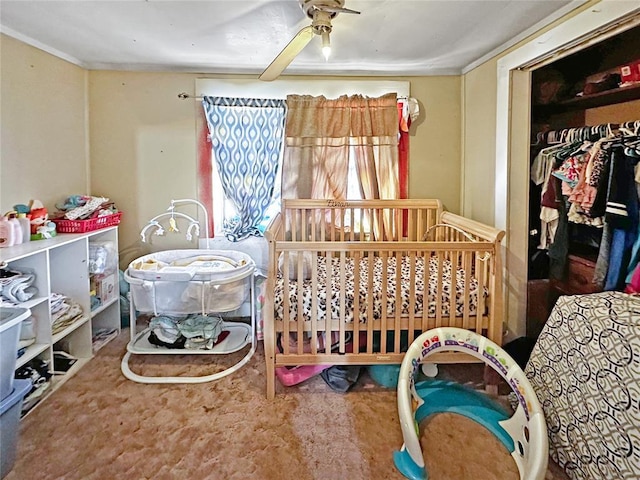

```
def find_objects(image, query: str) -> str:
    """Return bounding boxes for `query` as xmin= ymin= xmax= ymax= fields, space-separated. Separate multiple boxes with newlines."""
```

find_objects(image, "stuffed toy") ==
xmin=28 ymin=200 xmax=49 ymax=235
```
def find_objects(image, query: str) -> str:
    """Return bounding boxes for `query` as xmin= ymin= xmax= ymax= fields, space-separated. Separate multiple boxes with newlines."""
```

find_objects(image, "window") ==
xmin=201 ymin=97 xmax=286 ymax=241
xmin=197 ymin=79 xmax=411 ymax=240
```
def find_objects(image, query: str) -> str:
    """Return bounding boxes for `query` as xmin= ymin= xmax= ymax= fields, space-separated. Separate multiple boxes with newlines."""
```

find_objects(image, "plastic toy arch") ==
xmin=393 ymin=327 xmax=548 ymax=480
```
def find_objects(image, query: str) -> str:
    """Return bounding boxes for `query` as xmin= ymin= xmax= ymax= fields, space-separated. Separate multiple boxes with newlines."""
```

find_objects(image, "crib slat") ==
xmin=341 ymin=209 xmax=347 ymax=242
xmin=420 ymin=250 xmax=430 ymax=333
xmin=475 ymin=253 xmax=486 ymax=336
xmin=353 ymin=250 xmax=361 ymax=354
xmin=339 ymin=251 xmax=346 ymax=353
xmin=435 ymin=251 xmax=444 ymax=328
xmin=462 ymin=250 xmax=472 ymax=330
xmin=281 ymin=251 xmax=290 ymax=355
xmin=394 ymin=250 xmax=402 ymax=353
xmin=320 ymin=210 xmax=326 ymax=243
xmin=380 ymin=251 xmax=388 ymax=354
xmin=449 ymin=249 xmax=458 ymax=328
xmin=366 ymin=254 xmax=374 ymax=354
xmin=407 ymin=249 xmax=416 ymax=345
xmin=296 ymin=251 xmax=307 ymax=355
xmin=311 ymin=252 xmax=318 ymax=355
xmin=326 ymin=250 xmax=333 ymax=351
xmin=329 ymin=208 xmax=337 ymax=242
xmin=290 ymin=210 xmax=298 ymax=241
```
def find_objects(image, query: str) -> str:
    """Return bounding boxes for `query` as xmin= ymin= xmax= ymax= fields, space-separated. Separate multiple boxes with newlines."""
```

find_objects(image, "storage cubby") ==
xmin=88 ymin=229 xmax=120 ymax=352
xmin=1 ymin=226 xmax=120 ymax=414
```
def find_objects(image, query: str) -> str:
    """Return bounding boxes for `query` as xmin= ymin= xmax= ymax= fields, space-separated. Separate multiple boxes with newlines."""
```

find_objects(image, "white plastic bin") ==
xmin=0 ymin=379 xmax=31 ymax=479
xmin=0 ymin=308 xmax=31 ymax=401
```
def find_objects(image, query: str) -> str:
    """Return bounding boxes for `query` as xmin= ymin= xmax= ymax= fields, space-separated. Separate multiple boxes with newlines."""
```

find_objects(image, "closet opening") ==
xmin=526 ymin=23 xmax=640 ymax=338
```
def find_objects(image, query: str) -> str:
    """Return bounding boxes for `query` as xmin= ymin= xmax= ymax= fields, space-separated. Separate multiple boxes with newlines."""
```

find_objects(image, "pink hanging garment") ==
xmin=624 ymin=263 xmax=640 ymax=294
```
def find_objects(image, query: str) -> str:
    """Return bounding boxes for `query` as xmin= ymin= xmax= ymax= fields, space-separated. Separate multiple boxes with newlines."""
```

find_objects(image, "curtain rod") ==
xmin=178 ymin=92 xmax=410 ymax=101
xmin=178 ymin=92 xmax=201 ymax=100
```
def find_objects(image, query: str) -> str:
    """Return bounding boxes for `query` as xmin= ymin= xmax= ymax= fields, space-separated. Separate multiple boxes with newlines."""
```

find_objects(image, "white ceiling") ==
xmin=0 ymin=0 xmax=581 ymax=77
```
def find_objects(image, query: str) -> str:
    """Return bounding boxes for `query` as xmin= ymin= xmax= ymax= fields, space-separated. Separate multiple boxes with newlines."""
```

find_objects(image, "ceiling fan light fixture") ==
xmin=321 ymin=31 xmax=331 ymax=61
xmin=259 ymin=0 xmax=360 ymax=81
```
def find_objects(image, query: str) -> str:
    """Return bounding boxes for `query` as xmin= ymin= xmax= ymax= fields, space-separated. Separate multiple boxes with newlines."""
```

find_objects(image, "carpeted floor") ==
xmin=7 ymin=331 xmax=569 ymax=480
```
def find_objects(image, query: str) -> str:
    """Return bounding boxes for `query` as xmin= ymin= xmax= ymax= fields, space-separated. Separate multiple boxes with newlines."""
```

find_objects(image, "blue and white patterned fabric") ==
xmin=526 ymin=291 xmax=640 ymax=479
xmin=202 ymin=97 xmax=286 ymax=241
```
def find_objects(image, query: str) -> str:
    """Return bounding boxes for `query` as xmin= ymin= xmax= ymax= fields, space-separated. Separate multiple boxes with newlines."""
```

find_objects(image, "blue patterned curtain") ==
xmin=202 ymin=97 xmax=286 ymax=241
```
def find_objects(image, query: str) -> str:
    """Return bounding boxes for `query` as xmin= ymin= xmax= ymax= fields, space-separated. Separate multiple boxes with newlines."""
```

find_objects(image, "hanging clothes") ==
xmin=530 ymin=122 xmax=640 ymax=290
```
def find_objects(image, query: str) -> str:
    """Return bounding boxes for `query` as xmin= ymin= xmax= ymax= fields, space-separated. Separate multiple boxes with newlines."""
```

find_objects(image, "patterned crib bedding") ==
xmin=525 ymin=291 xmax=640 ymax=480
xmin=274 ymin=255 xmax=485 ymax=323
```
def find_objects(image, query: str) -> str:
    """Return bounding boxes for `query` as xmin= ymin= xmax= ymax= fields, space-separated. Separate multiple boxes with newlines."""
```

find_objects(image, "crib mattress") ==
xmin=274 ymin=255 xmax=484 ymax=323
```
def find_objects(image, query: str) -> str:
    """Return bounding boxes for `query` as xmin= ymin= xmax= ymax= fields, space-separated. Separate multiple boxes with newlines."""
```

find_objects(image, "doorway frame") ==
xmin=495 ymin=1 xmax=640 ymax=338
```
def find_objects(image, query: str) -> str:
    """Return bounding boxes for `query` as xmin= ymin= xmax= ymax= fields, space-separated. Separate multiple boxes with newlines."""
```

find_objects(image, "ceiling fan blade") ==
xmin=259 ymin=26 xmax=315 ymax=81
xmin=319 ymin=6 xmax=360 ymax=14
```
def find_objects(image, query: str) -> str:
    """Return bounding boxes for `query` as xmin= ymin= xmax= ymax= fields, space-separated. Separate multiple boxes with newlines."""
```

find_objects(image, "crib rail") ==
xmin=262 ymin=199 xmax=505 ymax=399
xmin=273 ymin=241 xmax=495 ymax=347
xmin=279 ymin=199 xmax=443 ymax=242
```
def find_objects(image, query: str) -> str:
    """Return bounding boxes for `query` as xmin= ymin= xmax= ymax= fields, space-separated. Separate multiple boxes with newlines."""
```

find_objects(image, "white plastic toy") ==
xmin=394 ymin=327 xmax=548 ymax=480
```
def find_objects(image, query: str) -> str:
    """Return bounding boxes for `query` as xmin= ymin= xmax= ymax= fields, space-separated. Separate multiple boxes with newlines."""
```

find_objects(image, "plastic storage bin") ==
xmin=0 ymin=379 xmax=31 ymax=479
xmin=52 ymin=211 xmax=122 ymax=234
xmin=0 ymin=308 xmax=31 ymax=401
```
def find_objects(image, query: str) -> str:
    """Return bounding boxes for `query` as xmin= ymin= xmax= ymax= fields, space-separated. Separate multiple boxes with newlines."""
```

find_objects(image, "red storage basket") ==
xmin=53 ymin=212 xmax=122 ymax=234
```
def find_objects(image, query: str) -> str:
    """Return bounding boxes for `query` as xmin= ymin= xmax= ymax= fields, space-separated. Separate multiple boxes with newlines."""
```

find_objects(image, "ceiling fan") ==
xmin=259 ymin=0 xmax=360 ymax=82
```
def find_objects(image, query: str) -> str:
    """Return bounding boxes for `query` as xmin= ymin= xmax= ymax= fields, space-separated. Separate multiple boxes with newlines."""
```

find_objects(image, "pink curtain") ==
xmin=282 ymin=95 xmax=352 ymax=200
xmin=350 ymin=93 xmax=399 ymax=238
xmin=281 ymin=93 xmax=399 ymax=201
xmin=398 ymin=99 xmax=411 ymax=237
xmin=282 ymin=93 xmax=399 ymax=238
xmin=398 ymin=100 xmax=410 ymax=202
xmin=350 ymin=93 xmax=399 ymax=201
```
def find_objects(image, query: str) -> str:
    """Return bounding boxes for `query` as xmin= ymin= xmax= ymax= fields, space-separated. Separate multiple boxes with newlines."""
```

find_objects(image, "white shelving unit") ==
xmin=1 ymin=226 xmax=120 ymax=412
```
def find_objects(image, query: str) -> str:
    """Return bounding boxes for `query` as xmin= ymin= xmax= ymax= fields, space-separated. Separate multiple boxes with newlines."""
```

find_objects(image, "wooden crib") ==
xmin=263 ymin=199 xmax=505 ymax=399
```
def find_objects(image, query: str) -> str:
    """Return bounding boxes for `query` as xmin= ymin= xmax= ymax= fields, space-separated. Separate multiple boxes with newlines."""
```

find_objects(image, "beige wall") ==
xmin=461 ymin=59 xmax=498 ymax=225
xmin=88 ymin=72 xmax=462 ymax=254
xmin=88 ymin=71 xmax=201 ymax=259
xmin=461 ymin=0 xmax=633 ymax=338
xmin=408 ymin=75 xmax=461 ymax=213
xmin=1 ymin=34 xmax=461 ymax=260
xmin=0 ymin=2 xmax=606 ymax=262
xmin=0 ymin=34 xmax=89 ymax=213
xmin=461 ymin=0 xmax=603 ymax=226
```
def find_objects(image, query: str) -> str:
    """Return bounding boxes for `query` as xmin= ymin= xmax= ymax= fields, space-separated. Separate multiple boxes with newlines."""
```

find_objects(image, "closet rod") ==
xmin=539 ymin=120 xmax=640 ymax=143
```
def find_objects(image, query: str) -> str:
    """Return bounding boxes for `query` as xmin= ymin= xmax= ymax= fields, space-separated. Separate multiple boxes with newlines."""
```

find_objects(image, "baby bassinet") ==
xmin=122 ymin=249 xmax=257 ymax=384
xmin=126 ymin=249 xmax=255 ymax=315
